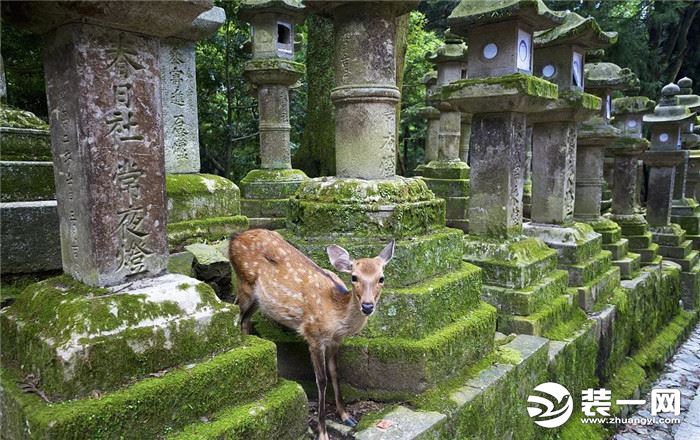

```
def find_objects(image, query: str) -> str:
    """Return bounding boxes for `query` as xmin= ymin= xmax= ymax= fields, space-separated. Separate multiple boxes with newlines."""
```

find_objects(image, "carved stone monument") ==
xmin=239 ymin=0 xmax=308 ymax=229
xmin=643 ymin=83 xmax=700 ymax=307
xmin=0 ymin=3 xmax=307 ymax=437
xmin=524 ymin=11 xmax=628 ymax=309
xmin=421 ymin=35 xmax=471 ymax=231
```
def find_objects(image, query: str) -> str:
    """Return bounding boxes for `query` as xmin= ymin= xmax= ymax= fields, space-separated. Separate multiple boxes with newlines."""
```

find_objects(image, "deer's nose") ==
xmin=361 ymin=303 xmax=374 ymax=315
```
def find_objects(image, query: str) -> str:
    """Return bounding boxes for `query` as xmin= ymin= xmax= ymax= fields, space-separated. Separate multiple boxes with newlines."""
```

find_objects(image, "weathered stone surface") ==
xmin=0 ymin=161 xmax=55 ymax=202
xmin=45 ymin=24 xmax=168 ymax=286
xmin=355 ymin=406 xmax=446 ymax=440
xmin=0 ymin=201 xmax=61 ymax=274
xmin=0 ymin=127 xmax=52 ymax=161
xmin=166 ymin=173 xmax=241 ymax=222
xmin=185 ymin=243 xmax=233 ymax=302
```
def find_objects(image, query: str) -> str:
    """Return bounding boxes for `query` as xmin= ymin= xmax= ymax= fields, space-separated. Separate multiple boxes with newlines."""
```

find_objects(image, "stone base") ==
xmin=671 ymin=199 xmax=700 ymax=250
xmin=167 ymin=215 xmax=248 ymax=252
xmin=0 ymin=161 xmax=55 ymax=202
xmin=239 ymin=169 xmax=307 ymax=229
xmin=421 ymin=160 xmax=470 ymax=232
xmin=0 ymin=201 xmax=61 ymax=274
xmin=0 ymin=127 xmax=52 ymax=161
xmin=613 ymin=214 xmax=660 ymax=265
xmin=0 ymin=337 xmax=308 ymax=440
xmin=0 ymin=274 xmax=242 ymax=400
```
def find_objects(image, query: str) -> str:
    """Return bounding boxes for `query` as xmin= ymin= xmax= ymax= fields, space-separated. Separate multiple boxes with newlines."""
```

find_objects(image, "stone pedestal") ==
xmin=413 ymin=105 xmax=440 ymax=175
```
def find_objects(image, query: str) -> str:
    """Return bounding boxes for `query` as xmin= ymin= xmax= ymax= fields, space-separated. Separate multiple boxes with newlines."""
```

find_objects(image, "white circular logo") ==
xmin=542 ymin=64 xmax=556 ymax=78
xmin=659 ymin=133 xmax=669 ymax=142
xmin=483 ymin=43 xmax=498 ymax=60
xmin=527 ymin=382 xmax=573 ymax=428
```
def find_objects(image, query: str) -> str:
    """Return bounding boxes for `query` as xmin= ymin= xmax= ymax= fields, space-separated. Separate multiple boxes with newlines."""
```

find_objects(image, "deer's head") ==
xmin=326 ymin=240 xmax=395 ymax=316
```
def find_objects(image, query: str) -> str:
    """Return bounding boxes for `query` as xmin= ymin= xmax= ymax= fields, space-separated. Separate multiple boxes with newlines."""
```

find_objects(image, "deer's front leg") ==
xmin=327 ymin=344 xmax=357 ymax=427
xmin=310 ymin=345 xmax=329 ymax=440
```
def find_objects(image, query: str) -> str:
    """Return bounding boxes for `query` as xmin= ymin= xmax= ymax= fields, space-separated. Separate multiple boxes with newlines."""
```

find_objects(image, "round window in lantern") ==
xmin=483 ymin=43 xmax=498 ymax=60
xmin=626 ymin=119 xmax=638 ymax=128
xmin=518 ymin=40 xmax=528 ymax=61
xmin=659 ymin=133 xmax=670 ymax=142
xmin=542 ymin=64 xmax=556 ymax=78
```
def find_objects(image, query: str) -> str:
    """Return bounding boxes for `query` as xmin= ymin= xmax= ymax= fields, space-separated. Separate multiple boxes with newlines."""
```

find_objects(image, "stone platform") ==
xmin=651 ymin=224 xmax=700 ymax=310
xmin=240 ymin=169 xmax=307 ymax=229
xmin=421 ymin=160 xmax=470 ymax=232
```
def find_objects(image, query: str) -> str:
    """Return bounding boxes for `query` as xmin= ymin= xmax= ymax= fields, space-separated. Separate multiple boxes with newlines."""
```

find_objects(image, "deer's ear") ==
xmin=327 ymin=245 xmax=353 ymax=273
xmin=378 ymin=240 xmax=395 ymax=265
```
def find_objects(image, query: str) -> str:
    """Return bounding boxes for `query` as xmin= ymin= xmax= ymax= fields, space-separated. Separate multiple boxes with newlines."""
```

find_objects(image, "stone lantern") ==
xmin=443 ymin=0 xmax=582 ymax=336
xmin=643 ymin=83 xmax=700 ymax=305
xmin=239 ymin=0 xmax=308 ymax=229
xmin=414 ymin=71 xmax=440 ymax=175
xmin=672 ymin=77 xmax=700 ymax=250
xmin=422 ymin=34 xmax=471 ymax=231
xmin=524 ymin=11 xmax=631 ymax=306
xmin=610 ymin=91 xmax=657 ymax=265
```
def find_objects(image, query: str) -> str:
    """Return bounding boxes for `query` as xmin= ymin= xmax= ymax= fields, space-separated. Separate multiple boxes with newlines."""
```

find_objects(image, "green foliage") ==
xmin=0 ymin=22 xmax=47 ymax=118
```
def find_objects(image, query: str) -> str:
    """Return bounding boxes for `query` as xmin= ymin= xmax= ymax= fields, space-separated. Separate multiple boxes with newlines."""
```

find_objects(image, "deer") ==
xmin=229 ymin=229 xmax=394 ymax=440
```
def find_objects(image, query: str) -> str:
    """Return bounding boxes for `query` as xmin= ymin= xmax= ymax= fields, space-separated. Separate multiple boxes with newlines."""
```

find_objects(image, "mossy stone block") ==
xmin=0 ymin=161 xmax=56 ymax=202
xmin=671 ymin=214 xmax=700 ymax=235
xmin=523 ymin=222 xmax=603 ymax=265
xmin=650 ymin=224 xmax=686 ymax=246
xmin=445 ymin=196 xmax=470 ymax=220
xmin=565 ymin=250 xmax=612 ymax=286
xmin=241 ymin=198 xmax=289 ymax=218
xmin=497 ymin=294 xmax=578 ymax=336
xmin=0 ymin=274 xmax=242 ymax=400
xmin=463 ymin=236 xmax=558 ymax=289
xmin=627 ymin=233 xmax=652 ymax=249
xmin=0 ymin=337 xmax=281 ymax=439
xmin=0 ymin=127 xmax=52 ymax=161
xmin=422 ymin=177 xmax=470 ymax=199
xmin=602 ymin=238 xmax=629 ymax=260
xmin=659 ymin=240 xmax=693 ymax=260
xmin=481 ymin=269 xmax=568 ymax=316
xmin=168 ymin=380 xmax=308 ymax=440
xmin=239 ymin=168 xmax=307 ymax=200
xmin=168 ymin=251 xmax=194 ymax=277
xmin=167 ymin=215 xmax=249 ymax=252
xmin=547 ymin=320 xmax=598 ymax=399
xmin=363 ymin=263 xmax=482 ymax=339
xmin=590 ymin=218 xmax=621 ymax=244
xmin=283 ymin=228 xmax=465 ymax=289
xmin=421 ymin=161 xmax=470 ymax=180
xmin=166 ymin=173 xmax=241 ymax=223
xmin=573 ymin=266 xmax=620 ymax=311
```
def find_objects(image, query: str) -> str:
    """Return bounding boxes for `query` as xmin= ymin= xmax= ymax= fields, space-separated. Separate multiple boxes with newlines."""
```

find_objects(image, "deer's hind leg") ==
xmin=310 ymin=345 xmax=330 ymax=440
xmin=235 ymin=281 xmax=258 ymax=335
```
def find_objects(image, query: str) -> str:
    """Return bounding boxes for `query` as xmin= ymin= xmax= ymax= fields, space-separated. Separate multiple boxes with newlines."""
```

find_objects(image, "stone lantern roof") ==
xmin=584 ymin=62 xmax=639 ymax=91
xmin=448 ymin=0 xmax=564 ymax=33
xmin=534 ymin=11 xmax=617 ymax=49
xmin=239 ymin=0 xmax=304 ymax=21
xmin=426 ymin=33 xmax=468 ymax=64
xmin=421 ymin=71 xmax=438 ymax=86
xmin=677 ymin=77 xmax=700 ymax=112
xmin=305 ymin=0 xmax=417 ymax=16
xmin=612 ymin=96 xmax=655 ymax=116
xmin=643 ymin=83 xmax=696 ymax=124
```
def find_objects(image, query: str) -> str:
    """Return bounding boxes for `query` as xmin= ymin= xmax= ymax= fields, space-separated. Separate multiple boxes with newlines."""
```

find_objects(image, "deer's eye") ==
xmin=379 ymin=276 xmax=385 ymax=284
xmin=351 ymin=275 xmax=358 ymax=282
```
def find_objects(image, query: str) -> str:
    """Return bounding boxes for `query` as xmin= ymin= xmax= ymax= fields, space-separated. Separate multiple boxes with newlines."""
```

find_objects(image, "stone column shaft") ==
xmin=673 ymin=154 xmax=689 ymax=201
xmin=574 ymin=145 xmax=604 ymax=221
xmin=425 ymin=117 xmax=440 ymax=162
xmin=258 ymin=84 xmax=292 ymax=169
xmin=647 ymin=167 xmax=676 ymax=226
xmin=45 ymin=24 xmax=168 ymax=286
xmin=531 ymin=121 xmax=577 ymax=224
xmin=438 ymin=111 xmax=461 ymax=160
xmin=611 ymin=155 xmax=638 ymax=215
xmin=469 ymin=111 xmax=526 ymax=236
xmin=459 ymin=116 xmax=471 ymax=163
xmin=331 ymin=9 xmax=399 ymax=179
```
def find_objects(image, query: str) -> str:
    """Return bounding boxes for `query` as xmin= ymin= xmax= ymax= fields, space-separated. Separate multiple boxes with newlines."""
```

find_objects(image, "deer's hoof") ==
xmin=343 ymin=415 xmax=358 ymax=427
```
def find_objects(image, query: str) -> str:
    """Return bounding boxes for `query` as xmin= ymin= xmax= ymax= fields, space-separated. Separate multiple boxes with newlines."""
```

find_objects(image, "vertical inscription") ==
xmin=563 ymin=126 xmax=577 ymax=221
xmin=57 ymin=89 xmax=80 ymax=260
xmin=168 ymin=45 xmax=191 ymax=163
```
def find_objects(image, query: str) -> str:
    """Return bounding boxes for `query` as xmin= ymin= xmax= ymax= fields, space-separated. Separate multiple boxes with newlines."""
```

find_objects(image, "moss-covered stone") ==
xmin=240 ymin=198 xmax=289 ymax=218
xmin=168 ymin=380 xmax=308 ymax=440
xmin=566 ymin=250 xmax=612 ymax=286
xmin=481 ymin=269 xmax=568 ymax=315
xmin=421 ymin=160 xmax=470 ymax=180
xmin=283 ymin=228 xmax=465 ymax=288
xmin=547 ymin=318 xmax=599 ymax=400
xmin=0 ymin=106 xmax=49 ymax=130
xmin=239 ymin=168 xmax=307 ymax=200
xmin=0 ymin=337 xmax=281 ymax=439
xmin=167 ymin=215 xmax=249 ymax=252
xmin=0 ymin=275 xmax=242 ymax=400
xmin=498 ymin=294 xmax=579 ymax=336
xmin=0 ymin=127 xmax=52 ymax=161
xmin=166 ymin=173 xmax=241 ymax=223
xmin=421 ymin=177 xmax=470 ymax=199
xmin=572 ymin=266 xmax=620 ymax=311
xmin=0 ymin=161 xmax=56 ymax=202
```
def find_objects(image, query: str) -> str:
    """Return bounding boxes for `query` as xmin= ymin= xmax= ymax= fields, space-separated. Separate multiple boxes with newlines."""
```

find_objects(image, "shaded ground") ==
xmin=308 ymin=399 xmax=389 ymax=439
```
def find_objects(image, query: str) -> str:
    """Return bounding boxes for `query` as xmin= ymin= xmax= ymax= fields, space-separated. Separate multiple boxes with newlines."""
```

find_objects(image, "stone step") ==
xmin=0 ymin=337 xmax=282 ymax=439
xmin=591 ymin=219 xmax=622 ymax=245
xmin=239 ymin=169 xmax=306 ymax=200
xmin=167 ymin=215 xmax=248 ymax=252
xmin=165 ymin=173 xmax=242 ymax=223
xmin=421 ymin=176 xmax=470 ymax=198
xmin=680 ymin=262 xmax=700 ymax=311
xmin=168 ymin=380 xmax=308 ymax=440
xmin=0 ymin=200 xmax=61 ymax=274
xmin=688 ymin=234 xmax=700 ymax=251
xmin=0 ymin=275 xmax=243 ymax=400
xmin=565 ymin=250 xmax=613 ymax=286
xmin=0 ymin=161 xmax=56 ymax=202
xmin=671 ymin=213 xmax=700 ymax=235
xmin=241 ymin=198 xmax=289 ymax=218
xmin=572 ymin=266 xmax=621 ymax=311
xmin=652 ymin=225 xmax=687 ymax=246
xmin=664 ymin=250 xmax=699 ymax=272
xmin=627 ymin=232 xmax=653 ymax=250
xmin=0 ymin=127 xmax=52 ymax=161
xmin=363 ymin=263 xmax=482 ymax=339
xmin=659 ymin=240 xmax=694 ymax=260
xmin=612 ymin=252 xmax=642 ymax=280
xmin=247 ymin=217 xmax=286 ymax=230
xmin=637 ymin=243 xmax=660 ymax=264
xmin=497 ymin=294 xmax=578 ymax=336
xmin=255 ymin=301 xmax=497 ymax=397
xmin=354 ymin=334 xmax=550 ymax=440
xmin=481 ymin=269 xmax=568 ymax=316
xmin=446 ymin=218 xmax=469 ymax=232
xmin=602 ymin=238 xmax=629 ymax=260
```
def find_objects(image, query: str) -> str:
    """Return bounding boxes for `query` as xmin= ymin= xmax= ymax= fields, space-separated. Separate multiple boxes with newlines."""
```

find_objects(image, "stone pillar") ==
xmin=574 ymin=141 xmax=605 ymax=222
xmin=644 ymin=154 xmax=683 ymax=227
xmin=459 ymin=113 xmax=472 ymax=163
xmin=611 ymin=154 xmax=640 ymax=216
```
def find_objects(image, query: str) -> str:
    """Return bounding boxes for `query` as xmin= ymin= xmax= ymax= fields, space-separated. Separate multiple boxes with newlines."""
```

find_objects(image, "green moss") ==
xmin=166 ymin=174 xmax=241 ymax=222
xmin=481 ymin=270 xmax=568 ymax=315
xmin=354 ymin=404 xmax=402 ymax=432
xmin=498 ymin=293 xmax=578 ymax=336
xmin=559 ymin=90 xmax=602 ymax=112
xmin=0 ymin=105 xmax=49 ymax=129
xmin=421 ymin=160 xmax=470 ymax=180
xmin=240 ymin=198 xmax=289 ymax=218
xmin=244 ymin=58 xmax=305 ymax=75
xmin=542 ymin=307 xmax=588 ymax=341
xmin=612 ymin=96 xmax=655 ymax=116
xmin=0 ymin=161 xmax=56 ymax=202
xmin=0 ymin=337 xmax=280 ymax=439
xmin=0 ymin=127 xmax=52 ymax=161
xmin=441 ymin=73 xmax=558 ymax=101
xmin=239 ymin=169 xmax=307 ymax=200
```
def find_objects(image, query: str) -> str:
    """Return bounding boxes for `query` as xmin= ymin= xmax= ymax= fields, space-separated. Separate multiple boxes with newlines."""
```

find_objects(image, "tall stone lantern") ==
xmin=253 ymin=0 xmax=498 ymax=413
xmin=239 ymin=0 xmax=308 ymax=229
xmin=643 ymin=83 xmax=700 ymax=307
xmin=442 ymin=0 xmax=586 ymax=335
xmin=672 ymin=77 xmax=700 ymax=250
xmin=414 ymin=71 xmax=440 ymax=175
xmin=610 ymin=90 xmax=658 ymax=265
xmin=422 ymin=34 xmax=471 ymax=231
xmin=524 ymin=12 xmax=630 ymax=307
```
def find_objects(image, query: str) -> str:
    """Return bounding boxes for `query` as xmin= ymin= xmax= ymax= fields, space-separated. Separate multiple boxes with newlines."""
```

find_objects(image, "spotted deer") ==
xmin=229 ymin=229 xmax=395 ymax=440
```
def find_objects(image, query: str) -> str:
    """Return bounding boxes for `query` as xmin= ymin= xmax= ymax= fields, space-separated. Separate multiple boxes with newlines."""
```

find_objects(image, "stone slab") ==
xmin=0 ymin=201 xmax=61 ymax=274
xmin=0 ymin=127 xmax=51 ymax=161
xmin=0 ymin=161 xmax=55 ymax=202
xmin=166 ymin=173 xmax=241 ymax=222
xmin=354 ymin=406 xmax=446 ymax=440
